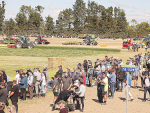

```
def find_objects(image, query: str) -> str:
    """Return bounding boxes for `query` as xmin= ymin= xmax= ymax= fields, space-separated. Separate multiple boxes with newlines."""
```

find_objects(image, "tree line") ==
xmin=0 ymin=0 xmax=150 ymax=38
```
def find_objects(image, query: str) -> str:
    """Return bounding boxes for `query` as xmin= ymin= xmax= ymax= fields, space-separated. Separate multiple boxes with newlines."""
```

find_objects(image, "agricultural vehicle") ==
xmin=122 ymin=37 xmax=133 ymax=49
xmin=78 ymin=33 xmax=87 ymax=39
xmin=83 ymin=34 xmax=98 ymax=45
xmin=15 ymin=36 xmax=34 ymax=49
xmin=34 ymin=36 xmax=50 ymax=45
xmin=3 ymin=35 xmax=16 ymax=44
xmin=62 ymin=41 xmax=83 ymax=45
xmin=142 ymin=34 xmax=150 ymax=47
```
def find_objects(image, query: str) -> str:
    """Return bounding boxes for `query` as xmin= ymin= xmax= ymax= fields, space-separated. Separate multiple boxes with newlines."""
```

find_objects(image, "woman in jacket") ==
xmin=20 ymin=73 xmax=27 ymax=101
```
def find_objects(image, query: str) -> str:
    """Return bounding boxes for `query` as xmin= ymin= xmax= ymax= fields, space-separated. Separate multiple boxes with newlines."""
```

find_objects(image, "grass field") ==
xmin=0 ymin=37 xmax=149 ymax=113
xmin=0 ymin=46 xmax=120 ymax=79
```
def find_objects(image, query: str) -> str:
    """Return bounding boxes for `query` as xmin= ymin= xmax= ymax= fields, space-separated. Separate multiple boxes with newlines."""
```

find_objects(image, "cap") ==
xmin=58 ymin=65 xmax=62 ymax=67
xmin=88 ymin=59 xmax=91 ymax=61
xmin=67 ymin=67 xmax=70 ymax=70
xmin=57 ymin=100 xmax=66 ymax=105
xmin=26 ymin=67 xmax=30 ymax=70
xmin=0 ymin=82 xmax=4 ymax=86
xmin=16 ymin=70 xmax=19 ymax=72
xmin=74 ymin=80 xmax=79 ymax=86
xmin=120 ymin=59 xmax=122 ymax=61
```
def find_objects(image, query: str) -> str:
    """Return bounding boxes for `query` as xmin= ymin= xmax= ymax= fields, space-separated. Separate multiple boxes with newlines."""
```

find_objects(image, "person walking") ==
xmin=109 ymin=69 xmax=116 ymax=98
xmin=124 ymin=72 xmax=134 ymax=101
xmin=8 ymin=80 xmax=19 ymax=113
xmin=20 ymin=73 xmax=27 ymax=101
xmin=34 ymin=68 xmax=41 ymax=98
xmin=27 ymin=70 xmax=34 ymax=100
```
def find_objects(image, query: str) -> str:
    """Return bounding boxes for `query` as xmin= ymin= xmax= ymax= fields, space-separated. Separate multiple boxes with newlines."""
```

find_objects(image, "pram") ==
xmin=52 ymin=90 xmax=76 ymax=111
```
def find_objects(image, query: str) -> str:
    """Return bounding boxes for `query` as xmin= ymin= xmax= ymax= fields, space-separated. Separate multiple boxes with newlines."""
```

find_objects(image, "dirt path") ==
xmin=9 ymin=79 xmax=150 ymax=113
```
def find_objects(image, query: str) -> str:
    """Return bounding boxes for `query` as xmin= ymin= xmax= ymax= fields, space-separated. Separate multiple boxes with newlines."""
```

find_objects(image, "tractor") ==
xmin=83 ymin=34 xmax=98 ymax=45
xmin=34 ymin=36 xmax=50 ymax=45
xmin=3 ymin=35 xmax=16 ymax=44
xmin=15 ymin=36 xmax=34 ymax=49
xmin=142 ymin=34 xmax=150 ymax=47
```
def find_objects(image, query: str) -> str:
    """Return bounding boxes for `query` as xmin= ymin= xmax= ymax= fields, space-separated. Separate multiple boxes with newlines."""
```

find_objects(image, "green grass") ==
xmin=0 ymin=46 xmax=120 ymax=57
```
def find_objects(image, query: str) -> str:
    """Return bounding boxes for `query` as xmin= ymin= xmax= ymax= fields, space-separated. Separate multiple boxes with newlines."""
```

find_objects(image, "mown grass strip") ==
xmin=0 ymin=46 xmax=120 ymax=57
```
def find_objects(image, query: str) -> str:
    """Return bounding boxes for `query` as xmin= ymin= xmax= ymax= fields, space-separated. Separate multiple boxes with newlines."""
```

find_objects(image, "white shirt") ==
xmin=15 ymin=74 xmax=20 ymax=84
xmin=101 ymin=65 xmax=105 ymax=72
xmin=42 ymin=76 xmax=46 ymax=85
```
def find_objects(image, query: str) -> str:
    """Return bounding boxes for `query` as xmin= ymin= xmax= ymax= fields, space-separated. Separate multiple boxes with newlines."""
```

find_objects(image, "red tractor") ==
xmin=34 ymin=36 xmax=50 ymax=45
xmin=122 ymin=37 xmax=133 ymax=49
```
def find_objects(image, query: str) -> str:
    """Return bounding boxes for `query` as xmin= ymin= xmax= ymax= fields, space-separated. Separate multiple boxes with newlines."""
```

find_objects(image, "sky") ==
xmin=3 ymin=0 xmax=150 ymax=24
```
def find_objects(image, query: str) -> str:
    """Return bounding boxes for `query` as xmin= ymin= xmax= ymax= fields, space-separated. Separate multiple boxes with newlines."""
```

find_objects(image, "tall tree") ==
xmin=45 ymin=15 xmax=54 ymax=36
xmin=4 ymin=18 xmax=16 ymax=35
xmin=73 ymin=0 xmax=86 ymax=33
xmin=0 ymin=1 xmax=6 ymax=34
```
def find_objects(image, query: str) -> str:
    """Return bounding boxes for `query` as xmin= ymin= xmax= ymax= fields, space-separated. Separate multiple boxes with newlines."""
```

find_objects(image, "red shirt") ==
xmin=59 ymin=107 xmax=68 ymax=113
xmin=82 ymin=74 xmax=86 ymax=86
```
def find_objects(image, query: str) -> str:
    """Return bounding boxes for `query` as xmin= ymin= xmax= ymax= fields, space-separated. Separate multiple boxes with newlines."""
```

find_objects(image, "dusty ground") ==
xmin=13 ymin=80 xmax=150 ymax=113
xmin=0 ymin=36 xmax=150 ymax=113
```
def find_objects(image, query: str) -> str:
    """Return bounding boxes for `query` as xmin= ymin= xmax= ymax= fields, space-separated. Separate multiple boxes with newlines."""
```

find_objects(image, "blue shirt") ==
xmin=20 ymin=76 xmax=28 ymax=89
xmin=125 ymin=74 xmax=132 ymax=86
xmin=109 ymin=72 xmax=116 ymax=83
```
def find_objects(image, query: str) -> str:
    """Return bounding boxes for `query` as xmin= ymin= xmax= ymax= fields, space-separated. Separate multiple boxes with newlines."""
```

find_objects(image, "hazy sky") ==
xmin=3 ymin=0 xmax=150 ymax=24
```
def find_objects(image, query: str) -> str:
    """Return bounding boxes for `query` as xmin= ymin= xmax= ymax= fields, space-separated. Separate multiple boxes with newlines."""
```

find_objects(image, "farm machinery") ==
xmin=3 ymin=35 xmax=16 ymax=44
xmin=142 ymin=34 xmax=150 ymax=47
xmin=34 ymin=36 xmax=50 ymax=45
xmin=122 ymin=37 xmax=133 ymax=49
xmin=83 ymin=35 xmax=98 ymax=45
xmin=7 ymin=36 xmax=34 ymax=49
xmin=62 ymin=41 xmax=83 ymax=45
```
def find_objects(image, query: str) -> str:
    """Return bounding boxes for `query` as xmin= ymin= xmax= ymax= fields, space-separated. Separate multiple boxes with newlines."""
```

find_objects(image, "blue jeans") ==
xmin=110 ymin=82 xmax=116 ymax=97
xmin=118 ymin=80 xmax=123 ymax=90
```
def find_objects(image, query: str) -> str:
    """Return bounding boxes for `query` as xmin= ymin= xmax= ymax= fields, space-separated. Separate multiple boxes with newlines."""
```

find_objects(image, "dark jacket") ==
xmin=56 ymin=69 xmax=63 ymax=79
xmin=118 ymin=68 xmax=126 ymax=80
xmin=0 ymin=88 xmax=7 ymax=104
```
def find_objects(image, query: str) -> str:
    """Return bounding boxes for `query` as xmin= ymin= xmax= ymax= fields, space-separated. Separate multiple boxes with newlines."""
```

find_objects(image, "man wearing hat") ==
xmin=57 ymin=100 xmax=68 ymax=113
xmin=56 ymin=65 xmax=63 ymax=80
xmin=88 ymin=59 xmax=92 ymax=66
xmin=15 ymin=70 xmax=20 ymax=85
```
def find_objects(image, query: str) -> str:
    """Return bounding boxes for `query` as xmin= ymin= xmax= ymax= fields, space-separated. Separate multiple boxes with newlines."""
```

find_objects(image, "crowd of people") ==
xmin=50 ymin=53 xmax=150 ymax=113
xmin=1 ymin=52 xmax=150 ymax=113
xmin=0 ymin=67 xmax=49 ymax=113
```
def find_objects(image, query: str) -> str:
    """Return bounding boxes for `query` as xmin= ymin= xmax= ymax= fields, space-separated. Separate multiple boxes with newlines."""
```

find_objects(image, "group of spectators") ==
xmin=1 ymin=51 xmax=150 ymax=113
xmin=50 ymin=52 xmax=150 ymax=113
xmin=0 ymin=67 xmax=49 ymax=113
